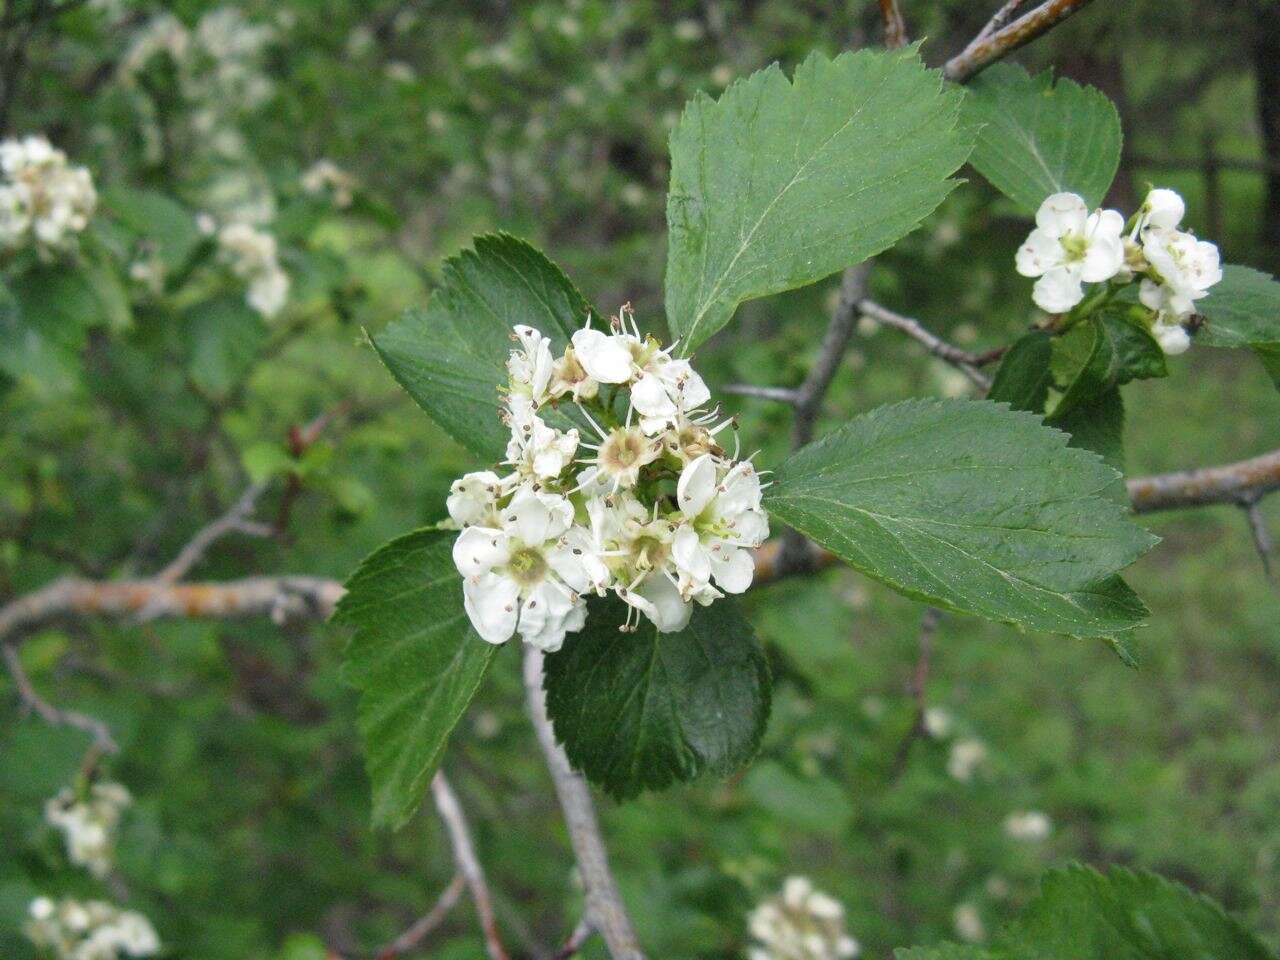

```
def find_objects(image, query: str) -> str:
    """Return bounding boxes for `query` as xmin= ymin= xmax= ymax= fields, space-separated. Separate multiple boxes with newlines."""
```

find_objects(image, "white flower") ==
xmin=453 ymin=487 xmax=606 ymax=651
xmin=1133 ymin=187 xmax=1185 ymax=234
xmin=30 ymin=897 xmax=55 ymax=921
xmin=571 ymin=326 xmax=633 ymax=384
xmin=947 ymin=739 xmax=988 ymax=783
xmin=671 ymin=454 xmax=769 ymax=598
xmin=585 ymin=494 xmax=693 ymax=633
xmin=447 ymin=471 xmax=507 ymax=527
xmin=1015 ymin=192 xmax=1125 ymax=313
xmin=953 ymin=903 xmax=985 ymax=943
xmin=747 ymin=876 xmax=859 ymax=960
xmin=300 ymin=159 xmax=356 ymax=208
xmin=247 ymin=266 xmax=289 ymax=318
xmin=0 ymin=135 xmax=96 ymax=253
xmin=504 ymin=410 xmax=579 ymax=481
xmin=1004 ymin=810 xmax=1052 ymax=841
xmin=507 ymin=324 xmax=556 ymax=407
xmin=1141 ymin=227 xmax=1221 ymax=310
xmin=577 ymin=424 xmax=662 ymax=493
xmin=218 ymin=222 xmax=289 ymax=318
xmin=923 ymin=707 xmax=953 ymax=739
xmin=43 ymin=782 xmax=130 ymax=879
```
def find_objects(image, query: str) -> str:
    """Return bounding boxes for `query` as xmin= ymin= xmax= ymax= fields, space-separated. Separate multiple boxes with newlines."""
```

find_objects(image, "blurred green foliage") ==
xmin=1 ymin=1 xmax=1277 ymax=958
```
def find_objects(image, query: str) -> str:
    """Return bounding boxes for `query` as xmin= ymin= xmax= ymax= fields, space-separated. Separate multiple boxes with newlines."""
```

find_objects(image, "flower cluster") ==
xmin=0 ymin=135 xmax=96 ymax=254
xmin=216 ymin=221 xmax=289 ymax=318
xmin=449 ymin=309 xmax=768 ymax=651
xmin=1015 ymin=187 xmax=1221 ymax=354
xmin=746 ymin=876 xmax=860 ymax=960
xmin=25 ymin=897 xmax=159 ymax=960
xmin=44 ymin=782 xmax=131 ymax=879
xmin=1003 ymin=809 xmax=1052 ymax=841
xmin=300 ymin=159 xmax=357 ymax=209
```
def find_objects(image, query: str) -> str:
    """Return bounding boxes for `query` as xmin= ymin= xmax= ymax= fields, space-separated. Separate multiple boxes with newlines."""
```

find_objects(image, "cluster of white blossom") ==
xmin=746 ymin=876 xmax=860 ymax=960
xmin=449 ymin=309 xmax=768 ymax=650
xmin=1003 ymin=809 xmax=1052 ymax=841
xmin=44 ymin=782 xmax=131 ymax=879
xmin=947 ymin=738 xmax=989 ymax=783
xmin=300 ymin=159 xmax=357 ymax=209
xmin=1016 ymin=187 xmax=1221 ymax=354
xmin=216 ymin=221 xmax=289 ymax=318
xmin=25 ymin=897 xmax=159 ymax=960
xmin=0 ymin=136 xmax=96 ymax=254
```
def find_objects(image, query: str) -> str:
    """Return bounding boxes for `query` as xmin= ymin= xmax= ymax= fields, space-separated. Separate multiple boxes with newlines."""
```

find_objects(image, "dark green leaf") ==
xmin=335 ymin=529 xmax=498 ymax=829
xmin=1048 ymin=309 xmax=1165 ymax=422
xmin=1198 ymin=264 xmax=1280 ymax=389
xmin=1052 ymin=386 xmax=1127 ymax=476
xmin=895 ymin=947 xmax=995 ymax=960
xmin=764 ymin=399 xmax=1155 ymax=638
xmin=665 ymin=46 xmax=972 ymax=350
xmin=102 ymin=185 xmax=202 ymax=271
xmin=988 ymin=330 xmax=1053 ymax=412
xmin=185 ymin=296 xmax=268 ymax=400
xmin=963 ymin=64 xmax=1122 ymax=213
xmin=543 ymin=596 xmax=769 ymax=799
xmin=372 ymin=233 xmax=593 ymax=461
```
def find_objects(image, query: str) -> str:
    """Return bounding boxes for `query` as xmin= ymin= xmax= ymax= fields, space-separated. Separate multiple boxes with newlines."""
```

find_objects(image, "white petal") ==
xmin=709 ymin=545 xmax=755 ymax=593
xmin=1079 ymin=236 xmax=1123 ymax=282
xmin=1014 ymin=229 xmax=1062 ymax=277
xmin=672 ymin=525 xmax=712 ymax=583
xmin=571 ymin=328 xmax=633 ymax=383
xmin=453 ymin=526 xmax=509 ymax=577
xmin=1154 ymin=323 xmax=1190 ymax=355
xmin=1035 ymin=192 xmax=1087 ymax=236
xmin=1141 ymin=188 xmax=1184 ymax=231
xmin=1138 ymin=277 xmax=1165 ymax=312
xmin=463 ymin=573 xmax=519 ymax=644
xmin=630 ymin=371 xmax=676 ymax=418
xmin=677 ymin=453 xmax=717 ymax=517
xmin=1031 ymin=266 xmax=1084 ymax=313
xmin=631 ymin=574 xmax=692 ymax=633
xmin=662 ymin=359 xmax=710 ymax=409
xmin=505 ymin=486 xmax=551 ymax=545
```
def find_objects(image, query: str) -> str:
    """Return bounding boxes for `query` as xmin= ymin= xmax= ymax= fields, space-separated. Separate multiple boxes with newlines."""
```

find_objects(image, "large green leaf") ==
xmin=664 ymin=46 xmax=972 ymax=351
xmin=896 ymin=865 xmax=1276 ymax=960
xmin=764 ymin=399 xmax=1155 ymax=637
xmin=0 ymin=279 xmax=77 ymax=393
xmin=185 ymin=296 xmax=268 ymax=400
xmin=335 ymin=530 xmax=498 ymax=829
xmin=543 ymin=597 xmax=769 ymax=800
xmin=1198 ymin=264 xmax=1280 ymax=389
xmin=963 ymin=64 xmax=1122 ymax=214
xmin=1001 ymin=865 xmax=1275 ymax=959
xmin=372 ymin=233 xmax=593 ymax=461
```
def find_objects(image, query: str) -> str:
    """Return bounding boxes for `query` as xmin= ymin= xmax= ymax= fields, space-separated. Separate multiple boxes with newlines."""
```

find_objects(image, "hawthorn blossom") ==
xmin=1004 ymin=810 xmax=1052 ymax=841
xmin=217 ymin=221 xmax=290 ymax=318
xmin=44 ymin=782 xmax=131 ymax=879
xmin=0 ymin=135 xmax=96 ymax=253
xmin=453 ymin=487 xmax=605 ymax=651
xmin=747 ymin=876 xmax=860 ymax=960
xmin=26 ymin=897 xmax=159 ymax=960
xmin=300 ymin=159 xmax=356 ymax=208
xmin=1015 ymin=192 xmax=1125 ymax=313
xmin=449 ymin=309 xmax=760 ymax=640
xmin=947 ymin=738 xmax=988 ymax=783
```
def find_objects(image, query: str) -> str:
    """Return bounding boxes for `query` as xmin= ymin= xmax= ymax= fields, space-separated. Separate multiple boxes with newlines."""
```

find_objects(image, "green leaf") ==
xmin=664 ymin=46 xmax=972 ymax=351
xmin=988 ymin=330 xmax=1054 ymax=412
xmin=335 ymin=530 xmax=497 ymax=829
xmin=1048 ymin=309 xmax=1165 ymax=422
xmin=1198 ymin=264 xmax=1280 ymax=389
xmin=102 ymin=186 xmax=202 ymax=271
xmin=998 ymin=865 xmax=1276 ymax=959
xmin=372 ymin=233 xmax=593 ymax=461
xmin=963 ymin=64 xmax=1122 ymax=214
xmin=0 ymin=279 xmax=77 ymax=393
xmin=895 ymin=947 xmax=995 ymax=960
xmin=764 ymin=399 xmax=1155 ymax=638
xmin=1052 ymin=386 xmax=1127 ymax=476
xmin=185 ymin=296 xmax=268 ymax=400
xmin=543 ymin=596 xmax=769 ymax=800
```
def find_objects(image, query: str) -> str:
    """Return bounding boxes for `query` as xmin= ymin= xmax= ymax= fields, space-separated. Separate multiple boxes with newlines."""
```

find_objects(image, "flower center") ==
xmin=507 ymin=547 xmax=547 ymax=587
xmin=1060 ymin=232 xmax=1088 ymax=261
xmin=600 ymin=428 xmax=655 ymax=481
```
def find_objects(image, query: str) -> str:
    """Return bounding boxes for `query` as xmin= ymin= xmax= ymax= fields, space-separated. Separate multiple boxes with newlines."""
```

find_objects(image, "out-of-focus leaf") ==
xmin=1198 ymin=264 xmax=1280 ymax=389
xmin=987 ymin=330 xmax=1054 ymax=412
xmin=185 ymin=296 xmax=268 ymax=399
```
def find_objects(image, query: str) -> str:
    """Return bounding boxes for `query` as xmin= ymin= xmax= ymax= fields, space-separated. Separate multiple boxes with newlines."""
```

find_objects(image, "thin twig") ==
xmin=1127 ymin=449 xmax=1280 ymax=514
xmin=154 ymin=481 xmax=272 ymax=585
xmin=376 ymin=874 xmax=467 ymax=960
xmin=974 ymin=0 xmax=1031 ymax=41
xmin=430 ymin=772 xmax=509 ymax=960
xmin=2 ymin=641 xmax=118 ymax=753
xmin=553 ymin=918 xmax=596 ymax=959
xmin=1242 ymin=498 xmax=1276 ymax=583
xmin=890 ymin=608 xmax=940 ymax=778
xmin=721 ymin=384 xmax=801 ymax=404
xmin=522 ymin=647 xmax=645 ymax=960
xmin=858 ymin=300 xmax=992 ymax=389
xmin=878 ymin=0 xmax=909 ymax=48
xmin=943 ymin=0 xmax=1100 ymax=83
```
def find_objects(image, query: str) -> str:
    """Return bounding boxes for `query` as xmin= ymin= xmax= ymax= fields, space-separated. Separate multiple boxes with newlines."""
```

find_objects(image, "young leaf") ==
xmin=372 ymin=234 xmax=594 ymax=460
xmin=963 ymin=64 xmax=1122 ymax=214
xmin=1198 ymin=264 xmax=1280 ymax=389
xmin=1048 ymin=309 xmax=1165 ymax=422
xmin=987 ymin=330 xmax=1053 ymax=412
xmin=335 ymin=530 xmax=498 ymax=829
xmin=998 ymin=865 xmax=1276 ymax=959
xmin=542 ymin=596 xmax=769 ymax=800
xmin=764 ymin=399 xmax=1156 ymax=638
xmin=665 ymin=46 xmax=972 ymax=351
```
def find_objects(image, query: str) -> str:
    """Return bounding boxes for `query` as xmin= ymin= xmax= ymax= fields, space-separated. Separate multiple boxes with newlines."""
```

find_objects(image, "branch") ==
xmin=553 ymin=918 xmax=596 ymax=959
xmin=878 ymin=0 xmax=909 ymax=48
xmin=890 ymin=607 xmax=940 ymax=778
xmin=522 ymin=647 xmax=645 ymax=960
xmin=376 ymin=874 xmax=466 ymax=960
xmin=857 ymin=299 xmax=994 ymax=389
xmin=154 ymin=480 xmax=272 ymax=585
xmin=973 ymin=0 xmax=1032 ymax=41
xmin=943 ymin=0 xmax=1100 ymax=84
xmin=1243 ymin=500 xmax=1276 ymax=583
xmin=430 ymin=772 xmax=509 ymax=960
xmin=2 ymin=641 xmax=118 ymax=753
xmin=791 ymin=264 xmax=874 ymax=449
xmin=721 ymin=383 xmax=800 ymax=404
xmin=1126 ymin=448 xmax=1280 ymax=514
